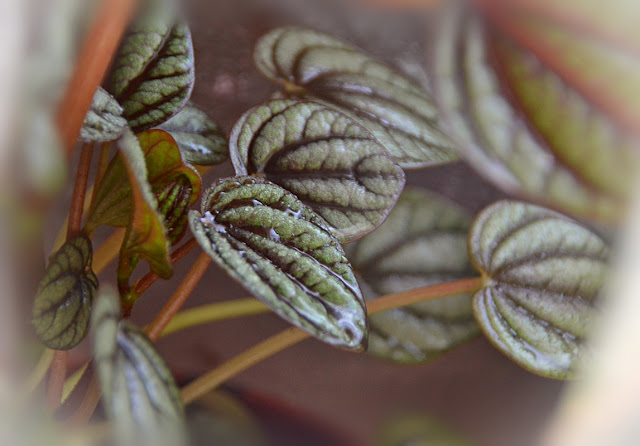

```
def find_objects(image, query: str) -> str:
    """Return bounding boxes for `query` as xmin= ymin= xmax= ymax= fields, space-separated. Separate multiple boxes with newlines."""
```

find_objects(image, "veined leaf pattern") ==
xmin=189 ymin=176 xmax=368 ymax=350
xmin=229 ymin=99 xmax=405 ymax=242
xmin=32 ymin=235 xmax=98 ymax=350
xmin=468 ymin=200 xmax=609 ymax=378
xmin=80 ymin=87 xmax=127 ymax=143
xmin=254 ymin=27 xmax=458 ymax=168
xmin=347 ymin=189 xmax=478 ymax=364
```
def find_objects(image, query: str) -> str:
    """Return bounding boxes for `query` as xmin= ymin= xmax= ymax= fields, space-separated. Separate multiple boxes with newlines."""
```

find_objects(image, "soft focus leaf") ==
xmin=377 ymin=414 xmax=469 ymax=446
xmin=106 ymin=2 xmax=194 ymax=132
xmin=347 ymin=189 xmax=478 ymax=363
xmin=92 ymin=288 xmax=185 ymax=446
xmin=189 ymin=176 xmax=368 ymax=350
xmin=433 ymin=6 xmax=640 ymax=221
xmin=32 ymin=235 xmax=97 ymax=349
xmin=229 ymin=99 xmax=405 ymax=242
xmin=80 ymin=87 xmax=127 ymax=143
xmin=468 ymin=200 xmax=609 ymax=378
xmin=254 ymin=27 xmax=457 ymax=169
xmin=157 ymin=103 xmax=228 ymax=166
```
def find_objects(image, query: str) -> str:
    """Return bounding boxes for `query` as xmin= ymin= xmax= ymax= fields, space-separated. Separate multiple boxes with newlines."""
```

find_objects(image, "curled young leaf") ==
xmin=468 ymin=200 xmax=609 ymax=379
xmin=347 ymin=189 xmax=478 ymax=364
xmin=32 ymin=235 xmax=98 ymax=350
xmin=106 ymin=2 xmax=194 ymax=132
xmin=92 ymin=288 xmax=185 ymax=445
xmin=157 ymin=103 xmax=228 ymax=166
xmin=189 ymin=176 xmax=368 ymax=350
xmin=433 ymin=6 xmax=640 ymax=222
xmin=80 ymin=87 xmax=127 ymax=143
xmin=229 ymin=99 xmax=405 ymax=242
xmin=254 ymin=27 xmax=457 ymax=168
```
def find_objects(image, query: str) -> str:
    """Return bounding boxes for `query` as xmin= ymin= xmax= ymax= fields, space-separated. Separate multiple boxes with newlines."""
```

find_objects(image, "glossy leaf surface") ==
xmin=157 ymin=103 xmax=227 ymax=165
xmin=468 ymin=200 xmax=609 ymax=378
xmin=434 ymin=6 xmax=640 ymax=221
xmin=347 ymin=189 xmax=478 ymax=363
xmin=106 ymin=3 xmax=194 ymax=132
xmin=189 ymin=176 xmax=367 ymax=350
xmin=32 ymin=235 xmax=98 ymax=350
xmin=92 ymin=288 xmax=185 ymax=445
xmin=80 ymin=87 xmax=127 ymax=143
xmin=254 ymin=27 xmax=457 ymax=168
xmin=229 ymin=99 xmax=405 ymax=242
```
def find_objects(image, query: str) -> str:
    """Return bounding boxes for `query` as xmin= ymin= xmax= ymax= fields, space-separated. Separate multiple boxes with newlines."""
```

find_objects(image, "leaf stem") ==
xmin=46 ymin=350 xmax=68 ymax=409
xmin=179 ymin=276 xmax=484 ymax=404
xmin=161 ymin=298 xmax=268 ymax=337
xmin=145 ymin=253 xmax=211 ymax=342
xmin=55 ymin=0 xmax=138 ymax=156
xmin=67 ymin=144 xmax=94 ymax=238
xmin=92 ymin=229 xmax=126 ymax=275
xmin=133 ymin=237 xmax=198 ymax=296
xmin=67 ymin=371 xmax=101 ymax=426
xmin=24 ymin=348 xmax=55 ymax=395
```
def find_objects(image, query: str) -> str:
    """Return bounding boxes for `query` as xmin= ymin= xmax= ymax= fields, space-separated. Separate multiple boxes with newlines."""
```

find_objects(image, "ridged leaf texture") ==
xmin=80 ymin=87 xmax=127 ymax=143
xmin=347 ymin=189 xmax=478 ymax=364
xmin=106 ymin=2 xmax=194 ymax=132
xmin=189 ymin=176 xmax=368 ymax=350
xmin=157 ymin=103 xmax=228 ymax=166
xmin=92 ymin=288 xmax=185 ymax=445
xmin=229 ymin=99 xmax=405 ymax=242
xmin=254 ymin=27 xmax=457 ymax=169
xmin=433 ymin=6 xmax=640 ymax=222
xmin=468 ymin=200 xmax=609 ymax=379
xmin=32 ymin=235 xmax=98 ymax=350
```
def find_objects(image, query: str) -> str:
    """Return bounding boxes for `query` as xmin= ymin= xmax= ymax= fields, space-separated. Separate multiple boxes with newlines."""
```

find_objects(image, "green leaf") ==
xmin=80 ymin=87 xmax=127 ymax=143
xmin=467 ymin=200 xmax=609 ymax=379
xmin=433 ymin=7 xmax=640 ymax=221
xmin=106 ymin=2 xmax=194 ymax=132
xmin=116 ymin=130 xmax=173 ymax=286
xmin=157 ymin=103 xmax=228 ymax=166
xmin=253 ymin=27 xmax=457 ymax=169
xmin=188 ymin=176 xmax=368 ymax=350
xmin=377 ymin=414 xmax=469 ymax=446
xmin=32 ymin=235 xmax=98 ymax=350
xmin=229 ymin=99 xmax=405 ymax=242
xmin=347 ymin=189 xmax=478 ymax=364
xmin=92 ymin=287 xmax=185 ymax=445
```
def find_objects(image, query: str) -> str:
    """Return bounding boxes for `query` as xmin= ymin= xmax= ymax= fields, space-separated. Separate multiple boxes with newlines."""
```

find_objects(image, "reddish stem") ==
xmin=67 ymin=144 xmax=93 ymax=239
xmin=146 ymin=253 xmax=211 ymax=342
xmin=134 ymin=238 xmax=198 ymax=296
xmin=67 ymin=370 xmax=101 ymax=426
xmin=46 ymin=350 xmax=68 ymax=409
xmin=56 ymin=0 xmax=138 ymax=156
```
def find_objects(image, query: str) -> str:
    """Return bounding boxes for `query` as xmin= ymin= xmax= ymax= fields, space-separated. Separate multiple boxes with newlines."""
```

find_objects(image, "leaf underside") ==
xmin=80 ymin=87 xmax=127 ymax=143
xmin=229 ymin=99 xmax=405 ymax=242
xmin=468 ymin=200 xmax=609 ymax=379
xmin=32 ymin=235 xmax=98 ymax=350
xmin=347 ymin=189 xmax=478 ymax=364
xmin=254 ymin=26 xmax=458 ymax=169
xmin=189 ymin=176 xmax=368 ymax=350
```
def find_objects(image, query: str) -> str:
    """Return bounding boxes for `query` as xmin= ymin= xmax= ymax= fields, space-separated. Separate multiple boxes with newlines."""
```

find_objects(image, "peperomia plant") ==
xmin=19 ymin=0 xmax=640 ymax=445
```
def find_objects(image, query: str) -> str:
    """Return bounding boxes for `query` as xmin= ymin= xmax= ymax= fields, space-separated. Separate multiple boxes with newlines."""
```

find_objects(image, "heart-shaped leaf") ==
xmin=229 ymin=99 xmax=405 ymax=242
xmin=157 ymin=103 xmax=228 ymax=166
xmin=347 ymin=189 xmax=478 ymax=364
xmin=188 ymin=176 xmax=368 ymax=350
xmin=253 ymin=27 xmax=457 ymax=169
xmin=32 ymin=235 xmax=98 ymax=350
xmin=80 ymin=87 xmax=127 ymax=143
xmin=106 ymin=2 xmax=194 ymax=132
xmin=468 ymin=200 xmax=609 ymax=378
xmin=433 ymin=6 xmax=640 ymax=221
xmin=92 ymin=287 xmax=185 ymax=445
